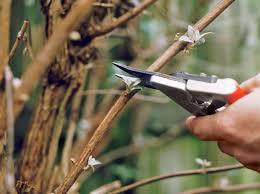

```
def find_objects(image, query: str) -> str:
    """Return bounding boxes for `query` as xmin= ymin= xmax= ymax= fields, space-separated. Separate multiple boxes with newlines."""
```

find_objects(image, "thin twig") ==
xmin=8 ymin=20 xmax=30 ymax=63
xmin=98 ymin=126 xmax=181 ymax=168
xmin=109 ymin=164 xmax=244 ymax=194
xmin=84 ymin=71 xmax=101 ymax=118
xmin=4 ymin=66 xmax=17 ymax=194
xmin=54 ymin=1 xmax=237 ymax=193
xmin=44 ymin=84 xmax=76 ymax=188
xmin=90 ymin=181 xmax=121 ymax=194
xmin=83 ymin=89 xmax=170 ymax=104
xmin=88 ymin=0 xmax=158 ymax=38
xmin=77 ymin=126 xmax=182 ymax=184
xmin=46 ymin=166 xmax=59 ymax=194
xmin=178 ymin=182 xmax=260 ymax=194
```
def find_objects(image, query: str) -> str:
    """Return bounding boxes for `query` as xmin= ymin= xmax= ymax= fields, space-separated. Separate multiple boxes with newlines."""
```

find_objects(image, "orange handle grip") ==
xmin=226 ymin=86 xmax=247 ymax=104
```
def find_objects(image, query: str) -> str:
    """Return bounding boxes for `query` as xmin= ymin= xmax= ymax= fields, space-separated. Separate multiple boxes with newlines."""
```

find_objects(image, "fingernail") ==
xmin=185 ymin=116 xmax=196 ymax=128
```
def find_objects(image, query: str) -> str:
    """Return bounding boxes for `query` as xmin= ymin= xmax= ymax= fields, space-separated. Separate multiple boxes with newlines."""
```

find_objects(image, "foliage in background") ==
xmin=1 ymin=0 xmax=260 ymax=193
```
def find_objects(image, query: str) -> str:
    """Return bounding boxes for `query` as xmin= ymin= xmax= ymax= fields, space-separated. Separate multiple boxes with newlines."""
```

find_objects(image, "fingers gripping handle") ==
xmin=226 ymin=86 xmax=247 ymax=104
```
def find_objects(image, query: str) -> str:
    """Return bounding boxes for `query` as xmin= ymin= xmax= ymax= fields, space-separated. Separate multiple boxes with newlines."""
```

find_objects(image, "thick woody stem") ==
xmin=88 ymin=0 xmax=158 ymax=38
xmin=14 ymin=0 xmax=96 ymax=115
xmin=0 ymin=0 xmax=12 ymax=80
xmin=54 ymin=0 xmax=237 ymax=193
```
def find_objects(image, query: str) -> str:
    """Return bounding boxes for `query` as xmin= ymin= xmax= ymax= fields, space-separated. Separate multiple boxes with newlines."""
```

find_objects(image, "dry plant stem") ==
xmin=44 ymin=84 xmax=75 ymax=188
xmin=88 ymin=0 xmax=158 ymax=38
xmin=0 ymin=19 xmax=29 ymax=193
xmin=147 ymin=0 xmax=236 ymax=71
xmin=14 ymin=0 xmax=96 ymax=115
xmin=4 ymin=67 xmax=17 ymax=194
xmin=90 ymin=181 xmax=121 ymax=194
xmin=72 ymin=48 xmax=155 ymax=157
xmin=8 ymin=21 xmax=30 ymax=62
xmin=55 ymin=0 xmax=237 ymax=193
xmin=55 ymin=91 xmax=136 ymax=193
xmin=46 ymin=166 xmax=59 ymax=194
xmin=84 ymin=71 xmax=100 ymax=118
xmin=84 ymin=89 xmax=169 ymax=104
xmin=179 ymin=182 xmax=260 ymax=194
xmin=77 ymin=126 xmax=181 ymax=185
xmin=109 ymin=164 xmax=244 ymax=194
xmin=61 ymin=68 xmax=88 ymax=177
xmin=0 ymin=20 xmax=29 ymax=155
xmin=0 ymin=0 xmax=12 ymax=80
xmin=96 ymin=126 xmax=181 ymax=170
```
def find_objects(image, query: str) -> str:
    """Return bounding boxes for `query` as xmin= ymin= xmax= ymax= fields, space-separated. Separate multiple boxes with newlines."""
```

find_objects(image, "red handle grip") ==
xmin=226 ymin=86 xmax=247 ymax=104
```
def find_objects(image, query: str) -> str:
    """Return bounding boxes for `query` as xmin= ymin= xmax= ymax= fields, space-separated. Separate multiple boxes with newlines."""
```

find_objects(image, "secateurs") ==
xmin=113 ymin=62 xmax=247 ymax=116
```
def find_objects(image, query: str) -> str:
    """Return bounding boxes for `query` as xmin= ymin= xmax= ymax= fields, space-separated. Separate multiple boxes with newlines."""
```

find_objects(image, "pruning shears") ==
xmin=113 ymin=62 xmax=247 ymax=116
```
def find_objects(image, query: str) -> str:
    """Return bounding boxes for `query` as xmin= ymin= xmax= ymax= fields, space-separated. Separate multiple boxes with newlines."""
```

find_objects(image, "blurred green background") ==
xmin=10 ymin=0 xmax=260 ymax=193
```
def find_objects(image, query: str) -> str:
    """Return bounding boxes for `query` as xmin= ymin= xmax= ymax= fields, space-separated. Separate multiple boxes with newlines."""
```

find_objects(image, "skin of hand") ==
xmin=185 ymin=73 xmax=260 ymax=172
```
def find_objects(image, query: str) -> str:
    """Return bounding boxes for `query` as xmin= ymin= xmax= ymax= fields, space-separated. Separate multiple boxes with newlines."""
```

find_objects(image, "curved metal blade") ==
xmin=113 ymin=62 xmax=156 ymax=88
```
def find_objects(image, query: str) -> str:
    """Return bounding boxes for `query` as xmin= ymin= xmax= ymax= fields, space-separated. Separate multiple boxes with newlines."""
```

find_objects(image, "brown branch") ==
xmin=83 ymin=89 xmax=169 ymax=104
xmin=88 ymin=0 xmax=158 ymax=38
xmin=4 ymin=66 xmax=17 ymax=194
xmin=147 ymin=0 xmax=236 ymax=71
xmin=0 ymin=21 xmax=29 ymax=151
xmin=8 ymin=20 xmax=30 ymax=62
xmin=61 ymin=67 xmax=88 ymax=177
xmin=90 ymin=181 xmax=121 ymax=194
xmin=99 ymin=125 xmax=181 ymax=166
xmin=14 ymin=0 xmax=96 ymax=115
xmin=46 ymin=166 xmax=59 ymax=194
xmin=0 ymin=0 xmax=12 ymax=80
xmin=77 ymin=126 xmax=182 ymax=185
xmin=54 ymin=0 xmax=237 ymax=193
xmin=84 ymin=69 xmax=102 ymax=118
xmin=109 ymin=164 xmax=244 ymax=194
xmin=178 ymin=182 xmax=260 ymax=194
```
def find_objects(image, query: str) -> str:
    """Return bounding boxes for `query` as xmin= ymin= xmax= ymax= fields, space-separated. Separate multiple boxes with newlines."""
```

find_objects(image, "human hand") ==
xmin=185 ymin=74 xmax=260 ymax=172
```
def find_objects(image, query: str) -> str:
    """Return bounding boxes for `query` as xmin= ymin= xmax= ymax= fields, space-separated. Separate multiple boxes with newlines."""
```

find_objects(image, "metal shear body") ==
xmin=113 ymin=62 xmax=244 ymax=116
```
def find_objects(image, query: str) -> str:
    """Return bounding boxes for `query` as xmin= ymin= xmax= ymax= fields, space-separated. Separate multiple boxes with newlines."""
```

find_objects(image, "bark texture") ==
xmin=15 ymin=0 xmax=91 ymax=193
